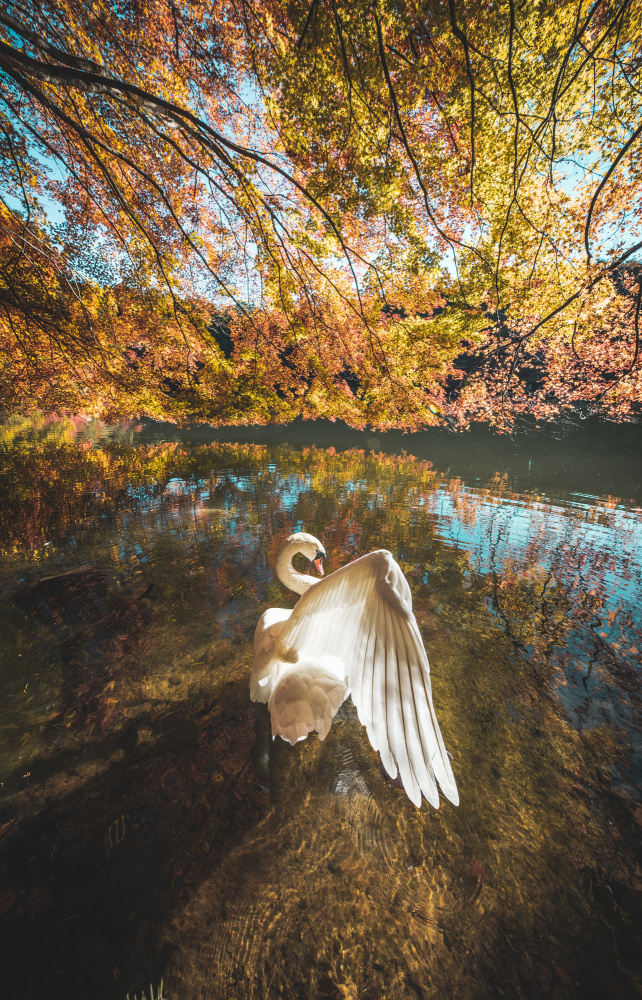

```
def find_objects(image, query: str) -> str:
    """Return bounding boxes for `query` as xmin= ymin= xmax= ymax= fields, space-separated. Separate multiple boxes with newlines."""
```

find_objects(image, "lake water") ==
xmin=0 ymin=414 xmax=641 ymax=1000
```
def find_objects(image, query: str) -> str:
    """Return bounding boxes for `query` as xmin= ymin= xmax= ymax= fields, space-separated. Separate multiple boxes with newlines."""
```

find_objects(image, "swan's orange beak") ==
xmin=313 ymin=557 xmax=324 ymax=575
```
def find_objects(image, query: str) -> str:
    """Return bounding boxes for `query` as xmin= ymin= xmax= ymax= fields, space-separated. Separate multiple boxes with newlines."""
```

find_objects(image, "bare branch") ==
xmin=447 ymin=0 xmax=475 ymax=205
xmin=584 ymin=122 xmax=642 ymax=264
xmin=297 ymin=0 xmax=320 ymax=49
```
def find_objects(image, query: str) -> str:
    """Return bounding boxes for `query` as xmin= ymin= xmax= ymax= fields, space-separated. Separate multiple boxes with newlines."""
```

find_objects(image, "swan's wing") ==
xmin=254 ymin=607 xmax=292 ymax=653
xmin=273 ymin=550 xmax=458 ymax=809
xmin=250 ymin=608 xmax=292 ymax=702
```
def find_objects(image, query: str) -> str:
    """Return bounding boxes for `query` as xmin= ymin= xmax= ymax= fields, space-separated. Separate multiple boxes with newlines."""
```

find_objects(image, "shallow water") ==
xmin=0 ymin=414 xmax=641 ymax=1000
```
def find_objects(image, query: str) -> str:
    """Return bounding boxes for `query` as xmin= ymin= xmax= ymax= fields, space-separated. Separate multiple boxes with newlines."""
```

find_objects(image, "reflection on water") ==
xmin=0 ymin=415 xmax=641 ymax=1000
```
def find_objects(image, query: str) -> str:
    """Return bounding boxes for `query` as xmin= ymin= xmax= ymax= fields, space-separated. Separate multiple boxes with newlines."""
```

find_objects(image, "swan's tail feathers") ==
xmin=268 ymin=657 xmax=347 ymax=745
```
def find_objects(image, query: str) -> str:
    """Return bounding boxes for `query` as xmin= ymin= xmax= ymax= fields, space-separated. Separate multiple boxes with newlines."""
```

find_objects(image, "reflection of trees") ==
xmin=0 ymin=431 xmax=442 ymax=556
xmin=431 ymin=475 xmax=642 ymax=729
xmin=490 ymin=562 xmax=572 ymax=668
xmin=0 ymin=438 xmax=183 ymax=555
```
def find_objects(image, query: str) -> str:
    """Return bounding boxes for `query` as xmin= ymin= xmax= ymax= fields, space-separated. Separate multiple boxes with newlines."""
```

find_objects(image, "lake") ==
xmin=0 ymin=414 xmax=641 ymax=1000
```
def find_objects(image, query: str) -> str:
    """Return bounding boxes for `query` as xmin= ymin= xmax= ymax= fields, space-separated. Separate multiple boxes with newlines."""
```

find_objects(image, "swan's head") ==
xmin=287 ymin=531 xmax=326 ymax=575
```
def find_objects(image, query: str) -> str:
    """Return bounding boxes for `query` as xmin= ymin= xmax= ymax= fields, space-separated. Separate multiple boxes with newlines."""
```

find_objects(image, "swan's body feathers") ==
xmin=250 ymin=543 xmax=458 ymax=809
xmin=268 ymin=657 xmax=347 ymax=744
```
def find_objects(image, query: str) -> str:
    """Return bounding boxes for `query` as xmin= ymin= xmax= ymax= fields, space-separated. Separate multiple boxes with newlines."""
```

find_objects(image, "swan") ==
xmin=250 ymin=532 xmax=458 ymax=809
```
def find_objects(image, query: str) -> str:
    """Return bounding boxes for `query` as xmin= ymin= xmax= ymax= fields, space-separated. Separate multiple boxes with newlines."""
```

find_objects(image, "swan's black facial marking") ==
xmin=313 ymin=549 xmax=325 ymax=575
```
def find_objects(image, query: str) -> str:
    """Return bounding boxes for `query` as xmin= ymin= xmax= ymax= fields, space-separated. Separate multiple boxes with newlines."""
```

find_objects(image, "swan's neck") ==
xmin=275 ymin=541 xmax=319 ymax=596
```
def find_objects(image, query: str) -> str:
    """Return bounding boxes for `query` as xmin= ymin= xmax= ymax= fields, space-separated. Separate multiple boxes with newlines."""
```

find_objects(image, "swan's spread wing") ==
xmin=274 ymin=549 xmax=458 ymax=809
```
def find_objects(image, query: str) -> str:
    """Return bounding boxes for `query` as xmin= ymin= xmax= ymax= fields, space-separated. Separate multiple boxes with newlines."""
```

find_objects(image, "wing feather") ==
xmin=392 ymin=615 xmax=424 ymax=806
xmin=255 ymin=549 xmax=457 ymax=808
xmin=406 ymin=616 xmax=458 ymax=805
xmin=387 ymin=604 xmax=420 ymax=806
xmin=352 ymin=569 xmax=379 ymax=728
xmin=351 ymin=600 xmax=370 ymax=708
xmin=391 ymin=610 xmax=439 ymax=808
xmin=383 ymin=603 xmax=402 ymax=781
xmin=361 ymin=618 xmax=378 ymax=749
xmin=371 ymin=600 xmax=390 ymax=768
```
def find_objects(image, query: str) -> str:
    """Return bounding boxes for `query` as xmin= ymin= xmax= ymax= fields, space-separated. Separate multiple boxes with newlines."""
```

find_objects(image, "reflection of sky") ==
xmin=426 ymin=488 xmax=642 ymax=624
xmin=263 ymin=474 xmax=311 ymax=509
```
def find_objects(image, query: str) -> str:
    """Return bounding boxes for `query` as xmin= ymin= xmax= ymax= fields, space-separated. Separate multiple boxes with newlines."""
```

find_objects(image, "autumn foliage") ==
xmin=0 ymin=0 xmax=641 ymax=428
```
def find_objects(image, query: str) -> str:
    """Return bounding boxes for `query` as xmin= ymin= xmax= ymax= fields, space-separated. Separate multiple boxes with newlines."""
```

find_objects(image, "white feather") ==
xmin=250 ymin=533 xmax=458 ymax=809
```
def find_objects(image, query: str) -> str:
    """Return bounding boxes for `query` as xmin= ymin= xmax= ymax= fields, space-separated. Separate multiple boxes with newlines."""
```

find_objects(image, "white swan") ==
xmin=250 ymin=532 xmax=458 ymax=809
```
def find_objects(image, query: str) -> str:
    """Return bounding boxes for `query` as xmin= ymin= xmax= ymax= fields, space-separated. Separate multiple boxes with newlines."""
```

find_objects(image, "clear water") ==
xmin=0 ymin=414 xmax=641 ymax=1000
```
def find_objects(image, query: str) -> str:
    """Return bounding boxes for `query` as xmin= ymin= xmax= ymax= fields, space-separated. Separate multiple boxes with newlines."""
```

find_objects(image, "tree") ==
xmin=1 ymin=0 xmax=641 ymax=428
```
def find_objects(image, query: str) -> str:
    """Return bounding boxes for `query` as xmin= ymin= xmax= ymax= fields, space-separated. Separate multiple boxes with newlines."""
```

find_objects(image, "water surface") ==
xmin=0 ymin=414 xmax=641 ymax=1000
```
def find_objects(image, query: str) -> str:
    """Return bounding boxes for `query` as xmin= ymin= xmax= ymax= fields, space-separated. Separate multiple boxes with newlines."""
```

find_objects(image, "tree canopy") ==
xmin=1 ymin=0 xmax=641 ymax=428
